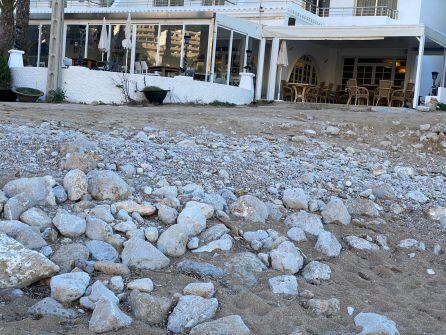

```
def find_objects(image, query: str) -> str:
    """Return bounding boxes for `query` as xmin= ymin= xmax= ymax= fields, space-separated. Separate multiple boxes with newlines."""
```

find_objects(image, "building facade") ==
xmin=26 ymin=0 xmax=446 ymax=106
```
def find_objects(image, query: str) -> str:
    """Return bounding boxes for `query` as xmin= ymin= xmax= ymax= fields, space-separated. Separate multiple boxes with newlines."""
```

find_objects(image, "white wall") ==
xmin=414 ymin=55 xmax=444 ymax=98
xmin=11 ymin=67 xmax=254 ymax=105
xmin=419 ymin=0 xmax=446 ymax=33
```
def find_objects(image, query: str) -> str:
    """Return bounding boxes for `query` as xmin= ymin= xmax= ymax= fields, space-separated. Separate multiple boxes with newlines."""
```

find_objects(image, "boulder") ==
xmin=287 ymin=227 xmax=307 ymax=242
xmin=86 ymin=216 xmax=113 ymax=241
xmin=177 ymin=206 xmax=207 ymax=236
xmin=0 ymin=234 xmax=59 ymax=288
xmin=63 ymin=169 xmax=88 ymax=201
xmin=3 ymin=193 xmax=34 ymax=220
xmin=270 ymin=241 xmax=304 ymax=274
xmin=0 ymin=220 xmax=46 ymax=250
xmin=177 ymin=260 xmax=226 ymax=278
xmin=157 ymin=204 xmax=178 ymax=224
xmin=354 ymin=312 xmax=399 ymax=335
xmin=321 ymin=197 xmax=351 ymax=225
xmin=115 ymin=200 xmax=156 ymax=217
xmin=128 ymin=290 xmax=172 ymax=323
xmin=50 ymin=243 xmax=90 ymax=273
xmin=183 ymin=282 xmax=215 ymax=298
xmin=157 ymin=224 xmax=190 ymax=257
xmin=346 ymin=198 xmax=379 ymax=218
xmin=52 ymin=209 xmax=86 ymax=237
xmin=302 ymin=261 xmax=331 ymax=284
xmin=189 ymin=315 xmax=251 ymax=335
xmin=282 ymin=188 xmax=308 ymax=210
xmin=121 ymin=237 xmax=170 ymax=270
xmin=89 ymin=205 xmax=115 ymax=223
xmin=85 ymin=240 xmax=118 ymax=262
xmin=19 ymin=208 xmax=52 ymax=231
xmin=88 ymin=280 xmax=119 ymax=304
xmin=87 ymin=170 xmax=131 ymax=201
xmin=185 ymin=201 xmax=215 ymax=219
xmin=127 ymin=278 xmax=154 ymax=292
xmin=50 ymin=271 xmax=90 ymax=303
xmin=284 ymin=211 xmax=324 ymax=236
xmin=28 ymin=297 xmax=77 ymax=319
xmin=167 ymin=295 xmax=219 ymax=333
xmin=3 ymin=176 xmax=56 ymax=206
xmin=268 ymin=275 xmax=298 ymax=295
xmin=89 ymin=298 xmax=132 ymax=333
xmin=230 ymin=195 xmax=268 ymax=224
xmin=314 ymin=231 xmax=342 ymax=257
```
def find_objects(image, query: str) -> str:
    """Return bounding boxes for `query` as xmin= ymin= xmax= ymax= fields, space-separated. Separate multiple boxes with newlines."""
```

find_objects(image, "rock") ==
xmin=157 ymin=204 xmax=178 ymax=224
xmin=0 ymin=220 xmax=46 ymax=250
xmin=230 ymin=195 xmax=268 ymax=224
xmin=185 ymin=201 xmax=215 ymax=219
xmin=119 ymin=164 xmax=136 ymax=178
xmin=19 ymin=208 xmax=52 ymax=231
xmin=51 ymin=243 xmax=90 ymax=273
xmin=157 ymin=224 xmax=190 ymax=257
xmin=167 ymin=295 xmax=219 ymax=334
xmin=3 ymin=192 xmax=34 ymax=220
xmin=307 ymin=298 xmax=340 ymax=317
xmin=128 ymin=290 xmax=172 ymax=323
xmin=302 ymin=261 xmax=331 ymax=284
xmin=268 ymin=275 xmax=298 ymax=295
xmin=346 ymin=198 xmax=379 ymax=218
xmin=127 ymin=278 xmax=154 ymax=292
xmin=87 ymin=170 xmax=131 ymax=201
xmin=89 ymin=298 xmax=132 ymax=333
xmin=94 ymin=261 xmax=130 ymax=275
xmin=189 ymin=315 xmax=251 ymax=335
xmin=270 ymin=241 xmax=304 ymax=274
xmin=88 ymin=280 xmax=119 ymax=304
xmin=115 ymin=200 xmax=156 ymax=217
xmin=354 ymin=312 xmax=400 ymax=335
xmin=266 ymin=202 xmax=286 ymax=221
xmin=109 ymin=276 xmax=124 ymax=292
xmin=86 ymin=216 xmax=113 ymax=241
xmin=153 ymin=185 xmax=178 ymax=198
xmin=187 ymin=237 xmax=200 ymax=249
xmin=200 ymin=224 xmax=230 ymax=243
xmin=287 ymin=227 xmax=307 ymax=242
xmin=183 ymin=282 xmax=215 ymax=298
xmin=0 ymin=234 xmax=59 ymax=288
xmin=89 ymin=205 xmax=115 ymax=223
xmin=144 ymin=226 xmax=159 ymax=243
xmin=397 ymin=238 xmax=426 ymax=251
xmin=192 ymin=237 xmax=233 ymax=253
xmin=243 ymin=230 xmax=268 ymax=242
xmin=85 ymin=240 xmax=118 ymax=262
xmin=224 ymin=252 xmax=266 ymax=287
xmin=53 ymin=185 xmax=68 ymax=204
xmin=0 ymin=191 xmax=6 ymax=212
xmin=345 ymin=236 xmax=380 ymax=251
xmin=28 ymin=297 xmax=77 ymax=319
xmin=63 ymin=169 xmax=88 ymax=201
xmin=121 ymin=237 xmax=170 ymax=270
xmin=177 ymin=260 xmax=226 ymax=278
xmin=3 ymin=176 xmax=56 ymax=206
xmin=284 ymin=211 xmax=324 ymax=236
xmin=406 ymin=191 xmax=428 ymax=204
xmin=321 ymin=197 xmax=351 ymax=225
xmin=177 ymin=206 xmax=207 ymax=236
xmin=61 ymin=152 xmax=97 ymax=173
xmin=52 ymin=209 xmax=86 ymax=237
xmin=50 ymin=271 xmax=90 ymax=302
xmin=314 ymin=231 xmax=342 ymax=257
xmin=371 ymin=183 xmax=395 ymax=200
xmin=114 ymin=221 xmax=137 ymax=233
xmin=282 ymin=188 xmax=308 ymax=210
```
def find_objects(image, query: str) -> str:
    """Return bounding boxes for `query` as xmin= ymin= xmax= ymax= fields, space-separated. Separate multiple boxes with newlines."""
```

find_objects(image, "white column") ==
xmin=255 ymin=38 xmax=266 ymax=100
xmin=37 ymin=24 xmax=42 ymax=67
xmin=266 ymin=37 xmax=279 ymax=101
xmin=46 ymin=0 xmax=64 ymax=93
xmin=413 ymin=34 xmax=425 ymax=109
xmin=226 ymin=30 xmax=234 ymax=85
xmin=130 ymin=24 xmax=137 ymax=74
xmin=84 ymin=24 xmax=89 ymax=58
xmin=441 ymin=48 xmax=446 ymax=88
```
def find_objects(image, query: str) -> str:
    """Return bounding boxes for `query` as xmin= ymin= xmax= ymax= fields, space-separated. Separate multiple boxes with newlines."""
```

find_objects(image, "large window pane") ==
xmin=229 ymin=32 xmax=246 ymax=86
xmin=39 ymin=25 xmax=51 ymax=67
xmin=184 ymin=25 xmax=209 ymax=81
xmin=159 ymin=25 xmax=182 ymax=68
xmin=87 ymin=25 xmax=103 ymax=61
xmin=214 ymin=27 xmax=230 ymax=84
xmin=110 ymin=24 xmax=130 ymax=72
xmin=26 ymin=25 xmax=39 ymax=67
xmin=65 ymin=25 xmax=87 ymax=63
xmin=135 ymin=24 xmax=159 ymax=67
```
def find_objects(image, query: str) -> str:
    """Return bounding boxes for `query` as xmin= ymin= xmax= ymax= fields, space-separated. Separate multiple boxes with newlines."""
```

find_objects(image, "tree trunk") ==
xmin=0 ymin=0 xmax=16 ymax=57
xmin=15 ymin=0 xmax=30 ymax=64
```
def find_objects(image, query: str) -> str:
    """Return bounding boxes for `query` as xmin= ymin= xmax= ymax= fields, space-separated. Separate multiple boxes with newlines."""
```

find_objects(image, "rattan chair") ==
xmin=281 ymin=80 xmax=294 ymax=101
xmin=319 ymin=83 xmax=334 ymax=103
xmin=346 ymin=79 xmax=369 ymax=106
xmin=391 ymin=82 xmax=415 ymax=107
xmin=374 ymin=80 xmax=392 ymax=106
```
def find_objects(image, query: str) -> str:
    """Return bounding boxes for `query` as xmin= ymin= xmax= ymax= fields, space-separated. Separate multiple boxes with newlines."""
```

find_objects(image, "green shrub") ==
xmin=209 ymin=100 xmax=236 ymax=107
xmin=0 ymin=55 xmax=12 ymax=89
xmin=437 ymin=103 xmax=446 ymax=112
xmin=47 ymin=87 xmax=66 ymax=103
xmin=142 ymin=86 xmax=164 ymax=92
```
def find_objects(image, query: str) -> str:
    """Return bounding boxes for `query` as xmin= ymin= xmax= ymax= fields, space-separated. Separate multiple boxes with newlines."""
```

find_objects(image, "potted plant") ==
xmin=0 ymin=55 xmax=16 ymax=102
xmin=142 ymin=86 xmax=169 ymax=105
xmin=12 ymin=87 xmax=44 ymax=102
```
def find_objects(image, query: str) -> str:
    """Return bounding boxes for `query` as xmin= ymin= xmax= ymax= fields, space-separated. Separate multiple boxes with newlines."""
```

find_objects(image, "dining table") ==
xmin=287 ymin=83 xmax=312 ymax=102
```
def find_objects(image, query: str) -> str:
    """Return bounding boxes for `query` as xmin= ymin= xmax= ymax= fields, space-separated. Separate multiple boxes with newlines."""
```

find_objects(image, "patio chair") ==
xmin=346 ymin=79 xmax=369 ymax=106
xmin=390 ymin=82 xmax=415 ymax=107
xmin=140 ymin=61 xmax=149 ymax=74
xmin=373 ymin=80 xmax=392 ymax=106
xmin=305 ymin=86 xmax=319 ymax=103
xmin=134 ymin=61 xmax=142 ymax=74
xmin=319 ymin=83 xmax=334 ymax=103
xmin=281 ymin=80 xmax=294 ymax=101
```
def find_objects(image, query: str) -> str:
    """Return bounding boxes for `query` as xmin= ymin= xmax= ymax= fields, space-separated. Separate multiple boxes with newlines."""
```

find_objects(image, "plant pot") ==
xmin=0 ymin=89 xmax=17 ymax=102
xmin=142 ymin=89 xmax=169 ymax=105
xmin=12 ymin=87 xmax=44 ymax=103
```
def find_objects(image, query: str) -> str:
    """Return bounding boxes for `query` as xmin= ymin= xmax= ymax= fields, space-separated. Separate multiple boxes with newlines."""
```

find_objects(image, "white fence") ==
xmin=11 ymin=66 xmax=253 ymax=105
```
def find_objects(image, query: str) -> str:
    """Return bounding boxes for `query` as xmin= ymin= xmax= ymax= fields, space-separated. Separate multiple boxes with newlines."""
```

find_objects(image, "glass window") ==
xmin=87 ymin=25 xmax=103 ymax=61
xmin=229 ymin=32 xmax=246 ymax=86
xmin=202 ymin=0 xmax=225 ymax=5
xmin=159 ymin=25 xmax=183 ymax=68
xmin=214 ymin=27 xmax=231 ymax=84
xmin=65 ymin=25 xmax=87 ymax=63
xmin=110 ymin=24 xmax=130 ymax=72
xmin=290 ymin=55 xmax=318 ymax=85
xmin=154 ymin=0 xmax=184 ymax=6
xmin=247 ymin=37 xmax=259 ymax=74
xmin=183 ymin=25 xmax=209 ymax=81
xmin=26 ymin=25 xmax=39 ymax=67
xmin=135 ymin=24 xmax=159 ymax=67
xmin=39 ymin=25 xmax=51 ymax=67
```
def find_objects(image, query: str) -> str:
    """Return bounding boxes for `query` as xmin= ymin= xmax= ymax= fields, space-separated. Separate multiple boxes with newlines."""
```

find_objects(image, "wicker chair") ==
xmin=391 ymin=82 xmax=415 ymax=107
xmin=319 ymin=83 xmax=334 ymax=103
xmin=373 ymin=80 xmax=393 ymax=106
xmin=281 ymin=80 xmax=294 ymax=101
xmin=305 ymin=86 xmax=319 ymax=103
xmin=346 ymin=79 xmax=369 ymax=106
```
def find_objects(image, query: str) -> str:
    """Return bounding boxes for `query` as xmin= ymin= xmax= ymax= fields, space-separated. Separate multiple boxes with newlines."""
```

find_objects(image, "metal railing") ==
xmin=318 ymin=6 xmax=398 ymax=19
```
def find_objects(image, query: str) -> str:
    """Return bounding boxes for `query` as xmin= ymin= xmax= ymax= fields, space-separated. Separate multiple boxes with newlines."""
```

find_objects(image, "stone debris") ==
xmin=354 ymin=312 xmax=400 ymax=335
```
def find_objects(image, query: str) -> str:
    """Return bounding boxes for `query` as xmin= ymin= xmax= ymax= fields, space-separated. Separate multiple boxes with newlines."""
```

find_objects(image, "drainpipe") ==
xmin=413 ymin=34 xmax=425 ymax=109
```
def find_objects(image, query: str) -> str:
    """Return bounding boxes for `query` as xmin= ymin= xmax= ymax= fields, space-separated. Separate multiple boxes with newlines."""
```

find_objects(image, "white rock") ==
xmin=354 ymin=312 xmax=399 ymax=335
xmin=284 ymin=211 xmax=324 ymax=236
xmin=406 ymin=191 xmax=428 ymax=204
xmin=157 ymin=224 xmax=190 ymax=257
xmin=302 ymin=261 xmax=331 ymax=284
xmin=270 ymin=241 xmax=304 ymax=274
xmin=185 ymin=201 xmax=215 ymax=219
xmin=397 ymin=238 xmax=426 ymax=251
xmin=243 ymin=230 xmax=268 ymax=242
xmin=121 ymin=237 xmax=170 ymax=270
xmin=321 ymin=197 xmax=351 ymax=225
xmin=177 ymin=206 xmax=207 ymax=236
xmin=3 ymin=176 xmax=56 ymax=206
xmin=85 ymin=240 xmax=118 ymax=262
xmin=268 ymin=275 xmax=298 ymax=295
xmin=50 ymin=271 xmax=90 ymax=303
xmin=345 ymin=236 xmax=380 ymax=251
xmin=157 ymin=204 xmax=178 ymax=224
xmin=88 ymin=280 xmax=119 ymax=304
xmin=189 ymin=315 xmax=250 ymax=335
xmin=282 ymin=188 xmax=308 ymax=210
xmin=89 ymin=205 xmax=115 ymax=223
xmin=19 ymin=207 xmax=52 ymax=231
xmin=315 ymin=231 xmax=342 ymax=257
xmin=89 ymin=298 xmax=132 ymax=333
xmin=230 ymin=195 xmax=268 ymax=224
xmin=87 ymin=170 xmax=131 ymax=201
xmin=127 ymin=278 xmax=154 ymax=292
xmin=109 ymin=276 xmax=124 ymax=293
xmin=287 ymin=227 xmax=307 ymax=242
xmin=183 ymin=282 xmax=215 ymax=298
xmin=192 ymin=237 xmax=233 ymax=253
xmin=0 ymin=220 xmax=47 ymax=250
xmin=187 ymin=237 xmax=200 ymax=250
xmin=144 ymin=226 xmax=159 ymax=243
xmin=115 ymin=200 xmax=156 ymax=217
xmin=53 ymin=209 xmax=86 ymax=237
xmin=63 ymin=169 xmax=88 ymax=201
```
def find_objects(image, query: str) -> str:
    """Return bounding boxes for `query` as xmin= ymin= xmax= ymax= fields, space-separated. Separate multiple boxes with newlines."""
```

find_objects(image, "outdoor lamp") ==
xmin=184 ymin=35 xmax=191 ymax=46
xmin=432 ymin=71 xmax=439 ymax=96
xmin=244 ymin=49 xmax=252 ymax=72
xmin=182 ymin=35 xmax=192 ymax=75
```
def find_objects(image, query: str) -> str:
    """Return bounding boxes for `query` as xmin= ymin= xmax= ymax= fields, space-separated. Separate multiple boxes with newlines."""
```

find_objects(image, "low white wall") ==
xmin=11 ymin=66 xmax=254 ymax=105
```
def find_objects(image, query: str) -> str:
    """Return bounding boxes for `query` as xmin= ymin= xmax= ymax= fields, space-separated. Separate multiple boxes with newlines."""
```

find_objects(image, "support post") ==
xmin=226 ymin=30 xmax=233 ymax=85
xmin=441 ymin=48 xmax=446 ymax=88
xmin=266 ymin=37 xmax=279 ymax=101
xmin=413 ymin=34 xmax=425 ymax=109
xmin=130 ymin=24 xmax=136 ymax=74
xmin=210 ymin=19 xmax=218 ymax=83
xmin=255 ymin=37 xmax=266 ymax=100
xmin=46 ymin=0 xmax=64 ymax=93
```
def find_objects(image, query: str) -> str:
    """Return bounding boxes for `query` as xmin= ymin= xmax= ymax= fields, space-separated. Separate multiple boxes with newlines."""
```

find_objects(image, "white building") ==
xmin=25 ymin=0 xmax=446 ymax=106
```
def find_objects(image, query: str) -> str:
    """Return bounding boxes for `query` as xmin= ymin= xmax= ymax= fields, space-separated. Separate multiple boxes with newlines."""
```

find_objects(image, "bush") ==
xmin=437 ymin=103 xmax=446 ymax=112
xmin=47 ymin=87 xmax=66 ymax=103
xmin=142 ymin=86 xmax=164 ymax=92
xmin=0 ymin=55 xmax=12 ymax=89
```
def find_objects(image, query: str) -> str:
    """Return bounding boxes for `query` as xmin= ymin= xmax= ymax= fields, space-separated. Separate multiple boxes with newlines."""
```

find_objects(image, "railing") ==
xmin=318 ymin=6 xmax=398 ymax=19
